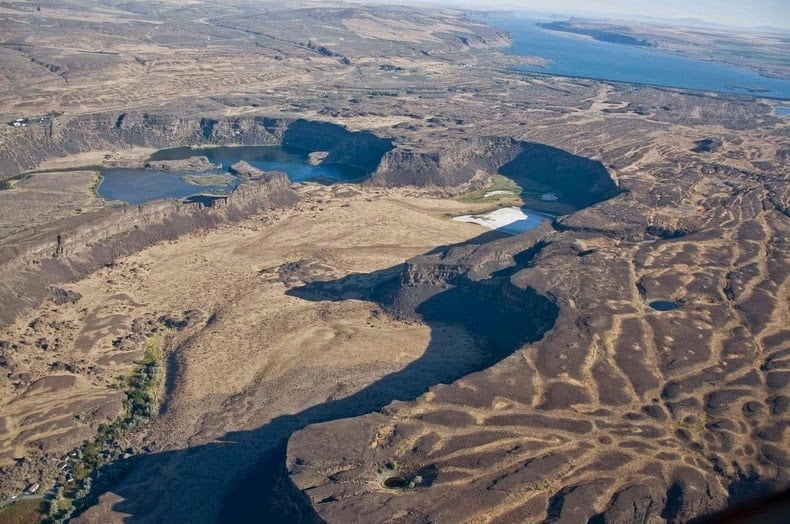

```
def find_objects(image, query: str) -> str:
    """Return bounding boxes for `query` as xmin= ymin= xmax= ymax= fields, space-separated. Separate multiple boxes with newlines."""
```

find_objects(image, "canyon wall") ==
xmin=2 ymin=113 xmax=619 ymax=213
xmin=369 ymin=137 xmax=621 ymax=208
xmin=0 ymin=112 xmax=620 ymax=333
xmin=369 ymin=137 xmax=523 ymax=189
xmin=0 ymin=114 xmax=393 ymax=179
xmin=0 ymin=173 xmax=298 ymax=328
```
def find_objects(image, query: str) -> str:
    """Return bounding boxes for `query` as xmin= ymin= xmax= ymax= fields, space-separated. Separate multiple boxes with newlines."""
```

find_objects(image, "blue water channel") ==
xmin=487 ymin=16 xmax=790 ymax=100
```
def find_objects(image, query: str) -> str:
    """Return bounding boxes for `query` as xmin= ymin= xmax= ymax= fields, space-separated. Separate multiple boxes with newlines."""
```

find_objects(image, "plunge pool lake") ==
xmin=97 ymin=146 xmax=366 ymax=205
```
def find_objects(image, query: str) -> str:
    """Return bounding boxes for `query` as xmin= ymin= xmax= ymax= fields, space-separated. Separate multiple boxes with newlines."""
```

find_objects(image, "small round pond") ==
xmin=649 ymin=300 xmax=680 ymax=312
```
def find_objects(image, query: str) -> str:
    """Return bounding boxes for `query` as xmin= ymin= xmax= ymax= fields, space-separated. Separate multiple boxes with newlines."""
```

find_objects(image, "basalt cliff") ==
xmin=0 ymin=2 xmax=787 ymax=523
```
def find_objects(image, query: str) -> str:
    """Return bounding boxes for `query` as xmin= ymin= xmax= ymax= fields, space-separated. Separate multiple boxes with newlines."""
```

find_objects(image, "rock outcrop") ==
xmin=143 ymin=156 xmax=215 ymax=172
xmin=370 ymin=138 xmax=620 ymax=208
xmin=0 ymin=115 xmax=393 ymax=181
xmin=369 ymin=137 xmax=522 ymax=189
xmin=2 ymin=2 xmax=786 ymax=521
xmin=1 ymin=112 xmax=618 ymax=213
xmin=229 ymin=161 xmax=267 ymax=179
xmin=285 ymin=148 xmax=789 ymax=522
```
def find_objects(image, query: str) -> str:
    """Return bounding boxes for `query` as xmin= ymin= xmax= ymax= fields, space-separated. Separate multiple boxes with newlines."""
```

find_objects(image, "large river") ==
xmin=487 ymin=16 xmax=790 ymax=100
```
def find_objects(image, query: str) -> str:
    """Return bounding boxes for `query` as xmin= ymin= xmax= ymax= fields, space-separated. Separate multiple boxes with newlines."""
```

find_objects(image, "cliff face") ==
xmin=283 ymin=119 xmax=393 ymax=173
xmin=0 ymin=115 xmax=393 ymax=180
xmin=286 ymin=185 xmax=789 ymax=523
xmin=285 ymin=156 xmax=790 ymax=523
xmin=0 ymin=111 xmax=620 ymax=332
xmin=0 ymin=173 xmax=298 ymax=328
xmin=1 ymin=113 xmax=618 ymax=213
xmin=0 ymin=114 xmax=397 ymax=328
xmin=370 ymin=138 xmax=620 ymax=208
xmin=369 ymin=137 xmax=522 ymax=190
xmin=500 ymin=142 xmax=620 ymax=209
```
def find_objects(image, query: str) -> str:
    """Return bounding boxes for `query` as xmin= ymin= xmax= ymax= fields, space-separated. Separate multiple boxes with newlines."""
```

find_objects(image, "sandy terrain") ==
xmin=0 ymin=181 xmax=489 ymax=494
xmin=0 ymin=1 xmax=786 ymax=522
xmin=0 ymin=171 xmax=104 ymax=241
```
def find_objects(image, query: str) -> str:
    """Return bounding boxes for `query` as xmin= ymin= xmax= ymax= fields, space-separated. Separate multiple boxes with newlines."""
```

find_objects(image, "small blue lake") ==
xmin=98 ymin=168 xmax=233 ymax=205
xmin=98 ymin=146 xmax=366 ymax=205
xmin=649 ymin=300 xmax=680 ymax=312
xmin=486 ymin=16 xmax=790 ymax=100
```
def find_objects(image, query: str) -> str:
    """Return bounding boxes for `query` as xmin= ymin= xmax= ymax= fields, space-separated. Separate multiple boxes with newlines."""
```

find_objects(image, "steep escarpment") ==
xmin=499 ymin=143 xmax=620 ymax=209
xmin=283 ymin=119 xmax=394 ymax=173
xmin=0 ymin=173 xmax=297 ymax=327
xmin=370 ymin=138 xmax=620 ymax=208
xmin=0 ymin=114 xmax=393 ymax=180
xmin=0 ymin=105 xmax=620 ymax=339
xmin=369 ymin=137 xmax=523 ymax=189
xmin=2 ymin=111 xmax=618 ymax=214
xmin=2 ymin=1 xmax=787 ymax=521
xmin=0 ymin=113 xmax=395 ymax=329
xmin=383 ymin=228 xmax=560 ymax=353
xmin=213 ymin=226 xmax=560 ymax=523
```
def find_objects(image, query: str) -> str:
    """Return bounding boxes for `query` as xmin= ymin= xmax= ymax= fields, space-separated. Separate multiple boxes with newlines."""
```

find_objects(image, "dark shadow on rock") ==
xmin=75 ymin=232 xmax=558 ymax=523
xmin=423 ymin=228 xmax=513 ymax=255
xmin=282 ymin=119 xmax=394 ymax=174
xmin=182 ymin=194 xmax=227 ymax=207
xmin=499 ymin=142 xmax=620 ymax=209
xmin=690 ymin=486 xmax=790 ymax=524
xmin=369 ymin=139 xmax=619 ymax=211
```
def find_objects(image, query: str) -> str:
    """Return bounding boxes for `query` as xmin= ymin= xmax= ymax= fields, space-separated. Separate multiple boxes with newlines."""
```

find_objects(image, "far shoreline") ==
xmin=501 ymin=67 xmax=790 ymax=102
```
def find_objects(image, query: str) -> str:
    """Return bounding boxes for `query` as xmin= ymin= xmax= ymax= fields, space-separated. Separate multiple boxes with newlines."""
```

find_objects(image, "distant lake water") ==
xmin=487 ymin=16 xmax=790 ymax=100
xmin=98 ymin=146 xmax=365 ymax=205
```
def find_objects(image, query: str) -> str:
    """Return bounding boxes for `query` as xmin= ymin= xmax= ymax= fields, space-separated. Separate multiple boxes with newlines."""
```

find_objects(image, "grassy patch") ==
xmin=0 ymin=498 xmax=45 ymax=524
xmin=180 ymin=174 xmax=235 ymax=186
xmin=457 ymin=175 xmax=523 ymax=204
xmin=455 ymin=174 xmax=575 ymax=216
xmin=88 ymin=172 xmax=103 ymax=198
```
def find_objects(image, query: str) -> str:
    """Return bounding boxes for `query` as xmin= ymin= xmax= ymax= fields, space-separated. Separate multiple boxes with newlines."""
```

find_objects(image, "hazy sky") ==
xmin=371 ymin=0 xmax=790 ymax=29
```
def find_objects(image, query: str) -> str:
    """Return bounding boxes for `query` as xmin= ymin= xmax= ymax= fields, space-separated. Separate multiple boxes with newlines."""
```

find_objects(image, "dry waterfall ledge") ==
xmin=0 ymin=112 xmax=623 ymax=519
xmin=0 ymin=114 xmax=786 ymax=522
xmin=0 ymin=2 xmax=787 ymax=521
xmin=0 ymin=113 xmax=620 ymax=330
